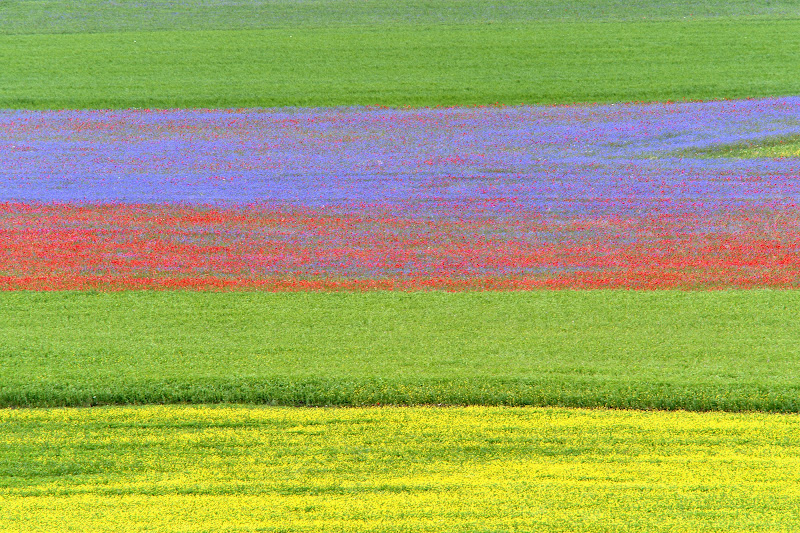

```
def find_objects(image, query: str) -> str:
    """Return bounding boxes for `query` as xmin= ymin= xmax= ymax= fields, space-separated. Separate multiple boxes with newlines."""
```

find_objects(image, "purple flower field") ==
xmin=2 ymin=97 xmax=800 ymax=289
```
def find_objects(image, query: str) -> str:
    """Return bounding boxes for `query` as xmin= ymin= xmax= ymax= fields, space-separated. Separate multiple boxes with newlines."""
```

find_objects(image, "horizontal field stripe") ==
xmin=2 ymin=291 xmax=799 ymax=410
xmin=2 ymin=202 xmax=800 ymax=289
xmin=5 ymin=0 xmax=799 ymax=35
xmin=2 ymin=406 xmax=800 ymax=531
xmin=3 ymin=101 xmax=800 ymax=208
xmin=3 ymin=100 xmax=800 ymax=289
xmin=2 ymin=19 xmax=800 ymax=108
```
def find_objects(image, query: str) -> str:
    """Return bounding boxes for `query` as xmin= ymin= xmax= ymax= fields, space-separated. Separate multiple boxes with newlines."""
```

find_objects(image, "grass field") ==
xmin=2 ymin=291 xmax=799 ymax=410
xmin=1 ymin=8 xmax=800 ymax=108
xmin=2 ymin=405 xmax=800 ymax=532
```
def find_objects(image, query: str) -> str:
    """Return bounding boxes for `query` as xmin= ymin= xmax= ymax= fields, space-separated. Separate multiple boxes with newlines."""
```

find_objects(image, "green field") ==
xmin=3 ymin=406 xmax=800 ymax=532
xmin=2 ymin=0 xmax=800 ymax=108
xmin=4 ymin=0 xmax=799 ymax=34
xmin=2 ymin=291 xmax=799 ymax=411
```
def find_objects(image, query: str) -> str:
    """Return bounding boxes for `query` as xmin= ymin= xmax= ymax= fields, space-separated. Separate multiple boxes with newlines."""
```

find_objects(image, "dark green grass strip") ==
xmin=2 ymin=19 xmax=800 ymax=109
xmin=2 ymin=291 xmax=799 ymax=411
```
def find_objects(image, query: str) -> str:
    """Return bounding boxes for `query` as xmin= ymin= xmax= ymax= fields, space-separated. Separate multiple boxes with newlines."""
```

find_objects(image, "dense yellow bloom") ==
xmin=2 ymin=406 xmax=799 ymax=532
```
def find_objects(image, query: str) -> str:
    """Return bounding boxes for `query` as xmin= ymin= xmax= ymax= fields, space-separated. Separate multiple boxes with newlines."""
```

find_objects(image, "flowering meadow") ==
xmin=2 ymin=406 xmax=800 ymax=532
xmin=7 ymin=1 xmax=800 ymax=530
xmin=3 ymin=97 xmax=800 ymax=290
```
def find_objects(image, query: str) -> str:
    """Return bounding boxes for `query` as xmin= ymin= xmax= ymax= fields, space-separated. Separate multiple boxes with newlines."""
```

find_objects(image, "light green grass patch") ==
xmin=689 ymin=134 xmax=800 ymax=158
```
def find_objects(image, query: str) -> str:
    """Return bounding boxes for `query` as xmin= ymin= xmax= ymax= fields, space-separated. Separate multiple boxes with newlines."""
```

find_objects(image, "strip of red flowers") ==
xmin=2 ymin=202 xmax=798 ymax=290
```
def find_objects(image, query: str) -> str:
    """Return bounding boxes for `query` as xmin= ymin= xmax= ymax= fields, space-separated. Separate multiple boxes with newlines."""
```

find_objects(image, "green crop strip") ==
xmin=2 ymin=405 xmax=800 ymax=532
xmin=2 ymin=291 xmax=799 ymax=410
xmin=4 ymin=0 xmax=800 ymax=35
xmin=1 ymin=19 xmax=799 ymax=108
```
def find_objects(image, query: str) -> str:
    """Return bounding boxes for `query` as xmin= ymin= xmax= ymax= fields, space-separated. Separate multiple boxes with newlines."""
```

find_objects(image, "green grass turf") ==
xmin=2 ymin=291 xmax=799 ymax=410
xmin=2 ymin=3 xmax=800 ymax=108
xmin=3 ymin=406 xmax=800 ymax=531
xmin=3 ymin=0 xmax=799 ymax=35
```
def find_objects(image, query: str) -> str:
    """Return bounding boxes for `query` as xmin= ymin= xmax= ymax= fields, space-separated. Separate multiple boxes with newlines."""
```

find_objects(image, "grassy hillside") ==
xmin=2 ymin=291 xmax=799 ymax=410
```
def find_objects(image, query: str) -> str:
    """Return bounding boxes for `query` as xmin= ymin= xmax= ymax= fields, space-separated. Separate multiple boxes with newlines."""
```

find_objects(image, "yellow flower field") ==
xmin=2 ymin=406 xmax=799 ymax=532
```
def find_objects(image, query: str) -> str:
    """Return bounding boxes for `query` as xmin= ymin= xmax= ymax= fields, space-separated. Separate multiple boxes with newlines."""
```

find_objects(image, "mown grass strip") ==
xmin=2 ymin=405 xmax=799 ymax=532
xmin=1 ymin=19 xmax=800 ymax=109
xmin=2 ymin=291 xmax=799 ymax=410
